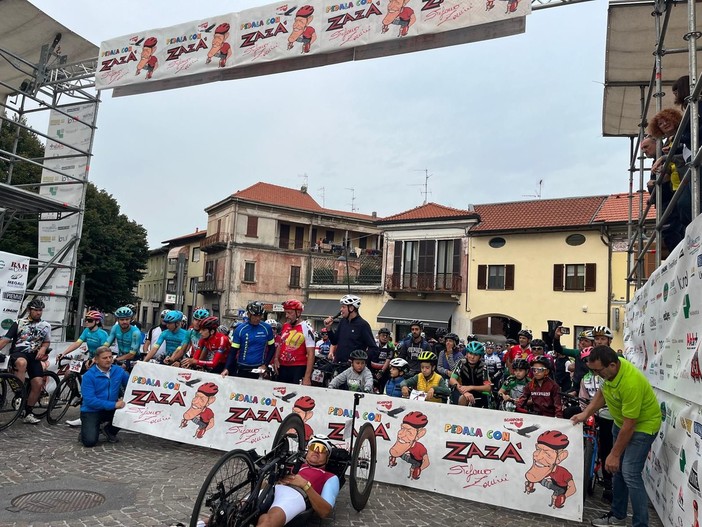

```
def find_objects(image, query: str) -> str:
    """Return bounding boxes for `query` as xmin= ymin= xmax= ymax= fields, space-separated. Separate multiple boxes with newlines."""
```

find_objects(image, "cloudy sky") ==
xmin=28 ymin=0 xmax=629 ymax=247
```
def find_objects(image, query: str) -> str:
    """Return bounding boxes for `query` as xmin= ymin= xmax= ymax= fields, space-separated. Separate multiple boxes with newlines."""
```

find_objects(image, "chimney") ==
xmin=301 ymin=185 xmax=308 ymax=194
xmin=372 ymin=211 xmax=377 ymax=218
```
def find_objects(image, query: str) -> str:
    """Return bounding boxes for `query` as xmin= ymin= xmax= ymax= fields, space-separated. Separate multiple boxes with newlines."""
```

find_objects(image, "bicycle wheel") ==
xmin=190 ymin=450 xmax=256 ymax=527
xmin=584 ymin=439 xmax=596 ymax=497
xmin=350 ymin=422 xmax=377 ymax=511
xmin=271 ymin=413 xmax=306 ymax=457
xmin=47 ymin=375 xmax=78 ymax=425
xmin=31 ymin=371 xmax=60 ymax=419
xmin=0 ymin=373 xmax=25 ymax=431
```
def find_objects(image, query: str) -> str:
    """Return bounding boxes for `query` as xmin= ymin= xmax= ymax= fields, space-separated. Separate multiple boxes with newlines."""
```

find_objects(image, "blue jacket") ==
xmin=81 ymin=364 xmax=130 ymax=412
xmin=385 ymin=376 xmax=404 ymax=397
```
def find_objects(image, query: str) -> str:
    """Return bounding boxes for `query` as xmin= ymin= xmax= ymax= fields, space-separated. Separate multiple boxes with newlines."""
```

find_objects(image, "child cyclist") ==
xmin=400 ymin=351 xmax=451 ymax=403
xmin=328 ymin=349 xmax=373 ymax=392
xmin=385 ymin=357 xmax=409 ymax=397
xmin=450 ymin=341 xmax=492 ymax=407
xmin=516 ymin=356 xmax=563 ymax=418
xmin=498 ymin=358 xmax=529 ymax=411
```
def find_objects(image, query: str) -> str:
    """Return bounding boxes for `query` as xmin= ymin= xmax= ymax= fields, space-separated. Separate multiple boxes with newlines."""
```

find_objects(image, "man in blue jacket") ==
xmin=80 ymin=346 xmax=130 ymax=447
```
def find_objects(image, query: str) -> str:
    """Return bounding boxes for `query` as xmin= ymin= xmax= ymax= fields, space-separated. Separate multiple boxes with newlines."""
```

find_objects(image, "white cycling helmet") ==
xmin=591 ymin=326 xmax=613 ymax=339
xmin=340 ymin=294 xmax=361 ymax=308
xmin=390 ymin=357 xmax=409 ymax=371
xmin=308 ymin=434 xmax=334 ymax=453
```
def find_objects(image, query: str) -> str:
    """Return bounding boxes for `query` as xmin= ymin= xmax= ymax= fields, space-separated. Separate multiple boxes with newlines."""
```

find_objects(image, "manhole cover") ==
xmin=10 ymin=489 xmax=105 ymax=513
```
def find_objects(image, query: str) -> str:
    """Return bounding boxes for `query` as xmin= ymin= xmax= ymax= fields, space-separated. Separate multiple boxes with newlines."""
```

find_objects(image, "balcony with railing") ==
xmin=201 ymin=232 xmax=230 ymax=253
xmin=198 ymin=278 xmax=226 ymax=293
xmin=385 ymin=273 xmax=462 ymax=294
xmin=309 ymin=254 xmax=382 ymax=288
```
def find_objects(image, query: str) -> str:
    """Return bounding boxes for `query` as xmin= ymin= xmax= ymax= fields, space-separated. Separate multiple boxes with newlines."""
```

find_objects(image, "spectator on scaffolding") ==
xmin=648 ymin=108 xmax=685 ymax=251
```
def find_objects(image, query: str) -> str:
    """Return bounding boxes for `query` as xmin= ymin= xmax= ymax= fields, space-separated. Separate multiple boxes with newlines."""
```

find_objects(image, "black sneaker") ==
xmin=591 ymin=512 xmax=626 ymax=526
xmin=100 ymin=423 xmax=119 ymax=443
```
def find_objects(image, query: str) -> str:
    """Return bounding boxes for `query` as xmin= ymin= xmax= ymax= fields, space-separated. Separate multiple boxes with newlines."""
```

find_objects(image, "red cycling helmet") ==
xmin=294 ymin=395 xmax=315 ymax=411
xmin=403 ymin=411 xmax=428 ymax=429
xmin=200 ymin=316 xmax=220 ymax=331
xmin=537 ymin=430 xmax=570 ymax=450
xmin=283 ymin=299 xmax=304 ymax=312
xmin=197 ymin=382 xmax=219 ymax=396
xmin=85 ymin=310 xmax=103 ymax=322
xmin=144 ymin=37 xmax=158 ymax=48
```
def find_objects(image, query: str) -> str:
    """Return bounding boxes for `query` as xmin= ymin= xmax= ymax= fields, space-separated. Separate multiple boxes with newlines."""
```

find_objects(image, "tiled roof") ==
xmin=471 ymin=196 xmax=607 ymax=232
xmin=593 ymin=192 xmax=656 ymax=223
xmin=162 ymin=229 xmax=206 ymax=244
xmin=379 ymin=202 xmax=477 ymax=223
xmin=233 ymin=182 xmax=323 ymax=212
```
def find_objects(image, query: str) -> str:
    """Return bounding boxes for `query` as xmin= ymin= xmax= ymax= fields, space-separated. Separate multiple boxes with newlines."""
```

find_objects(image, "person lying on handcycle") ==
xmin=256 ymin=435 xmax=340 ymax=527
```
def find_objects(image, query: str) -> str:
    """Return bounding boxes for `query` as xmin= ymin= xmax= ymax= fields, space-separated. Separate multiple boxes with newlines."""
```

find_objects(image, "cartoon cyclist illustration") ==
xmin=389 ymin=411 xmax=429 ymax=480
xmin=292 ymin=395 xmax=315 ymax=441
xmin=524 ymin=430 xmax=576 ymax=509
xmin=206 ymin=23 xmax=232 ymax=68
xmin=381 ymin=0 xmax=416 ymax=38
xmin=136 ymin=37 xmax=158 ymax=80
xmin=181 ymin=382 xmax=218 ymax=439
xmin=288 ymin=5 xmax=317 ymax=54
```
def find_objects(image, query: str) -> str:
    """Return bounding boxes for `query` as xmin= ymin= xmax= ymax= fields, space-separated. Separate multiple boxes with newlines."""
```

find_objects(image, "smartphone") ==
xmin=559 ymin=326 xmax=570 ymax=335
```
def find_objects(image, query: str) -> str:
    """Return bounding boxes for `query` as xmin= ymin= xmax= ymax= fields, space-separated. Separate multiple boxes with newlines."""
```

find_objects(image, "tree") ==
xmin=0 ymin=117 xmax=148 ymax=311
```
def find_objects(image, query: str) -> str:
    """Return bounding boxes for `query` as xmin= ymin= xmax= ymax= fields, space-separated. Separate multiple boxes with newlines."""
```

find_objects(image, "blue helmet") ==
xmin=163 ymin=310 xmax=183 ymax=324
xmin=465 ymin=341 xmax=485 ymax=356
xmin=193 ymin=307 xmax=210 ymax=320
xmin=114 ymin=306 xmax=134 ymax=319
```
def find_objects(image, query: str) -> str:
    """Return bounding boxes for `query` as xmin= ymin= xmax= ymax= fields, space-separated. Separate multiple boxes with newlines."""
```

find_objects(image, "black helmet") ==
xmin=350 ymin=349 xmax=368 ymax=361
xmin=445 ymin=332 xmax=459 ymax=344
xmin=27 ymin=298 xmax=45 ymax=310
xmin=246 ymin=301 xmax=265 ymax=316
xmin=435 ymin=328 xmax=447 ymax=338
xmin=410 ymin=320 xmax=422 ymax=329
xmin=466 ymin=334 xmax=478 ymax=342
xmin=518 ymin=329 xmax=533 ymax=340
xmin=530 ymin=356 xmax=551 ymax=370
xmin=512 ymin=358 xmax=529 ymax=371
xmin=531 ymin=338 xmax=546 ymax=350
xmin=378 ymin=328 xmax=391 ymax=336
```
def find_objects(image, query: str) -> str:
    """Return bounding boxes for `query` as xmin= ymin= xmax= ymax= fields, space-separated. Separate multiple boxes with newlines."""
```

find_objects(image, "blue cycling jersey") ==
xmin=105 ymin=324 xmax=142 ymax=356
xmin=185 ymin=327 xmax=201 ymax=354
xmin=78 ymin=327 xmax=109 ymax=357
xmin=231 ymin=322 xmax=274 ymax=367
xmin=155 ymin=327 xmax=189 ymax=356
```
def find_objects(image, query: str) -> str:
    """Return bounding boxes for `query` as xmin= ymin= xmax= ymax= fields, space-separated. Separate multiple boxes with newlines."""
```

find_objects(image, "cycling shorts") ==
xmin=270 ymin=485 xmax=307 ymax=524
xmin=10 ymin=351 xmax=44 ymax=379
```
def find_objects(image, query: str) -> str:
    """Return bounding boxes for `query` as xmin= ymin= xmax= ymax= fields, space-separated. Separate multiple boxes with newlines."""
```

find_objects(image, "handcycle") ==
xmin=0 ymin=353 xmax=60 ymax=430
xmin=47 ymin=354 xmax=89 ymax=425
xmin=561 ymin=392 xmax=601 ymax=499
xmin=190 ymin=392 xmax=377 ymax=527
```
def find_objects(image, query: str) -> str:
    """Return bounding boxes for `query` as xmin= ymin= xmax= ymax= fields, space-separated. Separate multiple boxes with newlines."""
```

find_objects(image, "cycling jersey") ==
xmin=3 ymin=317 xmax=51 ymax=354
xmin=77 ymin=327 xmax=109 ymax=357
xmin=315 ymin=338 xmax=331 ymax=357
xmin=517 ymin=376 xmax=562 ymax=417
xmin=500 ymin=375 xmax=528 ymax=400
xmin=193 ymin=333 xmax=231 ymax=372
xmin=397 ymin=337 xmax=431 ymax=375
xmin=506 ymin=344 xmax=530 ymax=364
xmin=279 ymin=321 xmax=315 ymax=367
xmin=154 ymin=327 xmax=189 ymax=357
xmin=231 ymin=322 xmax=274 ymax=368
xmin=184 ymin=327 xmax=202 ymax=358
xmin=105 ymin=324 xmax=141 ymax=356
xmin=452 ymin=358 xmax=491 ymax=407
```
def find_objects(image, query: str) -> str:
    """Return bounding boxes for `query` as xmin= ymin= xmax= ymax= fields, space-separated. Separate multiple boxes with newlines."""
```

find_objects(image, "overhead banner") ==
xmin=115 ymin=362 xmax=583 ymax=522
xmin=625 ymin=213 xmax=702 ymax=527
xmin=96 ymin=0 xmax=530 ymax=90
xmin=37 ymin=103 xmax=97 ymax=334
xmin=0 ymin=251 xmax=30 ymax=330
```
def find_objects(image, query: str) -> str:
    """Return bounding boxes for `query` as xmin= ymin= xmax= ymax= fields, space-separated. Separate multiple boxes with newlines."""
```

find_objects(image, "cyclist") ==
xmin=385 ymin=358 xmax=408 ymax=397
xmin=143 ymin=310 xmax=168 ymax=360
xmin=432 ymin=327 xmax=447 ymax=355
xmin=552 ymin=327 xmax=593 ymax=394
xmin=328 ymin=349 xmax=373 ymax=392
xmin=450 ymin=341 xmax=492 ymax=407
xmin=505 ymin=329 xmax=532 ymax=373
xmin=58 ymin=310 xmax=109 ymax=361
xmin=276 ymin=299 xmax=315 ymax=385
xmin=255 ymin=435 xmax=340 ymax=527
xmin=0 ymin=298 xmax=51 ymax=424
xmin=174 ymin=307 xmax=210 ymax=364
xmin=396 ymin=320 xmax=431 ymax=377
xmin=225 ymin=301 xmax=275 ymax=379
xmin=484 ymin=341 xmax=504 ymax=390
xmin=401 ymin=350 xmax=450 ymax=403
xmin=526 ymin=339 xmax=554 ymax=371
xmin=104 ymin=306 xmax=142 ymax=368
xmin=516 ymin=356 xmax=563 ymax=418
xmin=324 ymin=295 xmax=377 ymax=366
xmin=315 ymin=328 xmax=331 ymax=358
xmin=436 ymin=332 xmax=462 ymax=379
xmin=369 ymin=327 xmax=394 ymax=392
xmin=181 ymin=316 xmax=230 ymax=374
xmin=143 ymin=310 xmax=189 ymax=366
xmin=498 ymin=358 xmax=529 ymax=411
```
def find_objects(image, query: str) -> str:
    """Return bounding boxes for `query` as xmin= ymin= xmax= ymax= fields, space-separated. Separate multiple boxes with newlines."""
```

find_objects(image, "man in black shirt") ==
xmin=324 ymin=295 xmax=377 ymax=365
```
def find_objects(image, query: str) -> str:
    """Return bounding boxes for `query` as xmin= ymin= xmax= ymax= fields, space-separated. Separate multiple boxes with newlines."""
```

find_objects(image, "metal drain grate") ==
xmin=10 ymin=489 xmax=105 ymax=513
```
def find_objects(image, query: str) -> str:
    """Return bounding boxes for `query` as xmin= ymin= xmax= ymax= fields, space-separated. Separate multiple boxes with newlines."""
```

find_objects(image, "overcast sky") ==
xmin=28 ymin=0 xmax=628 ymax=248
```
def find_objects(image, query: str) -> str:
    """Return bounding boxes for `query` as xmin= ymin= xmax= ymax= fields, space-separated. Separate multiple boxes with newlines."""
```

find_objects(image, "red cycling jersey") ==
xmin=193 ymin=333 xmax=231 ymax=371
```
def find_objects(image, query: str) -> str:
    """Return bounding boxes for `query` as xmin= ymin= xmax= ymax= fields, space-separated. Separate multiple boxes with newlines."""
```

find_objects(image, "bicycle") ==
xmin=561 ymin=392 xmax=601 ymax=499
xmin=47 ymin=355 xmax=87 ymax=425
xmin=190 ymin=392 xmax=377 ymax=527
xmin=0 ymin=355 xmax=59 ymax=427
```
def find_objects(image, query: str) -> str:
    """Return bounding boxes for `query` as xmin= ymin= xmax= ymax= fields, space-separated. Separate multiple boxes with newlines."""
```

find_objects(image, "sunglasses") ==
xmin=531 ymin=367 xmax=547 ymax=373
xmin=85 ymin=318 xmax=95 ymax=323
xmin=308 ymin=443 xmax=328 ymax=454
xmin=532 ymin=346 xmax=544 ymax=350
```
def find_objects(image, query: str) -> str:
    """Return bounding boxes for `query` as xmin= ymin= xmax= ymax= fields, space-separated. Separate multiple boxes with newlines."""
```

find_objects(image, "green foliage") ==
xmin=0 ymin=115 xmax=148 ymax=311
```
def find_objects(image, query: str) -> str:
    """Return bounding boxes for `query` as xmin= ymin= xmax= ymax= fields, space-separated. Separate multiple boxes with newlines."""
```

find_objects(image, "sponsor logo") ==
xmin=2 ymin=307 xmax=17 ymax=314
xmin=687 ymin=234 xmax=701 ymax=254
xmin=663 ymin=282 xmax=669 ymax=301
xmin=6 ymin=280 xmax=23 ymax=287
xmin=684 ymin=294 xmax=691 ymax=319
xmin=1 ymin=318 xmax=13 ymax=330
xmin=2 ymin=292 xmax=22 ymax=302
xmin=9 ymin=261 xmax=26 ymax=272
xmin=649 ymin=316 xmax=657 ymax=330
xmin=688 ymin=333 xmax=699 ymax=350
xmin=663 ymin=311 xmax=671 ymax=321
xmin=661 ymin=264 xmax=669 ymax=275
xmin=678 ymin=271 xmax=689 ymax=291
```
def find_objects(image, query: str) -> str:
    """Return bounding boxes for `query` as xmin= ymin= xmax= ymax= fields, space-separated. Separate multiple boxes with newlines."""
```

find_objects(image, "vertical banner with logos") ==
xmin=37 ymin=102 xmax=97 ymax=337
xmin=624 ymin=213 xmax=702 ymax=527
xmin=0 ymin=251 xmax=30 ymax=333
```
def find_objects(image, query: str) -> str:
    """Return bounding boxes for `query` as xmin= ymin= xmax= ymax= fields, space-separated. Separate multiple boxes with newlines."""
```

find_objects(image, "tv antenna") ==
xmin=409 ymin=169 xmax=432 ymax=204
xmin=523 ymin=179 xmax=543 ymax=199
xmin=318 ymin=186 xmax=326 ymax=207
xmin=298 ymin=173 xmax=309 ymax=193
xmin=345 ymin=188 xmax=358 ymax=212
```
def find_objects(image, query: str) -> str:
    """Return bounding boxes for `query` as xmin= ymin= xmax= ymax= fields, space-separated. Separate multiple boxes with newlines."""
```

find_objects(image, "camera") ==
xmin=559 ymin=326 xmax=570 ymax=335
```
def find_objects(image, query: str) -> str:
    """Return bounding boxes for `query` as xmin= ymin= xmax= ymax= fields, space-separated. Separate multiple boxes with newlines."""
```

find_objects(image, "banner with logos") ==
xmin=37 ymin=103 xmax=97 ymax=335
xmin=114 ymin=362 xmax=584 ymax=522
xmin=0 ymin=251 xmax=30 ymax=332
xmin=625 ymin=214 xmax=702 ymax=527
xmin=96 ymin=0 xmax=530 ymax=90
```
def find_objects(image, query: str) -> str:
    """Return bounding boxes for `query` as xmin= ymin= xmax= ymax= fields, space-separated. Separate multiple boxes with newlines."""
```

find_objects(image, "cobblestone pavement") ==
xmin=0 ymin=410 xmax=664 ymax=527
